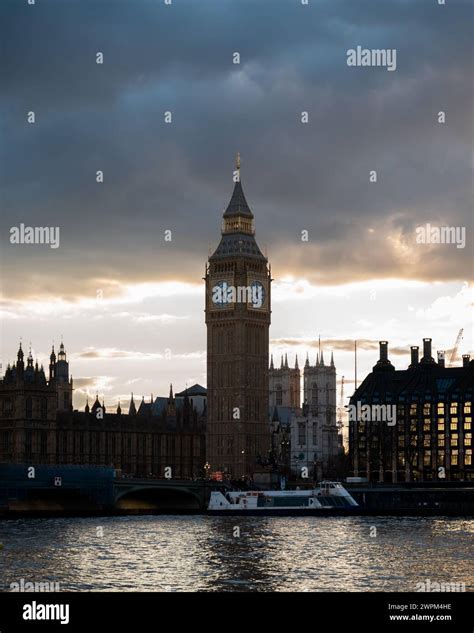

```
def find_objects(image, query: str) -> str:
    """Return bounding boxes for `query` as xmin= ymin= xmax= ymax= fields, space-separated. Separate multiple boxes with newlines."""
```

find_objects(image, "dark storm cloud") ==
xmin=1 ymin=0 xmax=472 ymax=298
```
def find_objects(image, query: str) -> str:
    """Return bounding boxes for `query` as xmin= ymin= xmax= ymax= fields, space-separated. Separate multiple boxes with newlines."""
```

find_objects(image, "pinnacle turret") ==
xmin=129 ymin=393 xmax=137 ymax=415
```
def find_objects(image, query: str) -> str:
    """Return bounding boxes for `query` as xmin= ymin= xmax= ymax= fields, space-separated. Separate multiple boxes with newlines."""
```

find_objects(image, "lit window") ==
xmin=451 ymin=421 xmax=458 ymax=431
xmin=464 ymin=433 xmax=472 ymax=447
xmin=438 ymin=437 xmax=445 ymax=447
xmin=465 ymin=450 xmax=472 ymax=466
xmin=451 ymin=450 xmax=458 ymax=466
xmin=450 ymin=404 xmax=458 ymax=414
xmin=423 ymin=436 xmax=431 ymax=447
xmin=451 ymin=435 xmax=458 ymax=446
xmin=464 ymin=403 xmax=472 ymax=414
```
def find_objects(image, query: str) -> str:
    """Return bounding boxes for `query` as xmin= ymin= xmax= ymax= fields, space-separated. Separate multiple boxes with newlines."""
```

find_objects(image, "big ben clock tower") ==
xmin=205 ymin=154 xmax=271 ymax=479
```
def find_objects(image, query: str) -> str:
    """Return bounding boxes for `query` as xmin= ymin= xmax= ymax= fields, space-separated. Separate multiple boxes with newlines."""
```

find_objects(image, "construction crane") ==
xmin=337 ymin=376 xmax=345 ymax=432
xmin=449 ymin=328 xmax=464 ymax=367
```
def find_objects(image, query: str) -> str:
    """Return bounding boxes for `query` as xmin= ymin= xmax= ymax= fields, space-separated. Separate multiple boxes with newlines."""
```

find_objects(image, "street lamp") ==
xmin=204 ymin=462 xmax=210 ymax=479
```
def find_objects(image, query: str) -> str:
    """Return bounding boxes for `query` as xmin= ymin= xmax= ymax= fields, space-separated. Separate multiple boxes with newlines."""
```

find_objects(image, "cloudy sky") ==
xmin=1 ymin=0 xmax=472 ymax=415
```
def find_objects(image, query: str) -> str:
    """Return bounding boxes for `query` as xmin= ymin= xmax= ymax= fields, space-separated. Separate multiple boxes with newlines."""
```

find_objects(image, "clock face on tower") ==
xmin=210 ymin=279 xmax=267 ymax=310
xmin=249 ymin=280 xmax=265 ymax=309
xmin=211 ymin=280 xmax=229 ymax=308
xmin=246 ymin=276 xmax=268 ymax=311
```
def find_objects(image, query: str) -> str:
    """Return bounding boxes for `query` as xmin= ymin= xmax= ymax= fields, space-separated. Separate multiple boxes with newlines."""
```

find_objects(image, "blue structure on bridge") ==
xmin=0 ymin=463 xmax=116 ymax=515
xmin=0 ymin=464 xmax=229 ymax=515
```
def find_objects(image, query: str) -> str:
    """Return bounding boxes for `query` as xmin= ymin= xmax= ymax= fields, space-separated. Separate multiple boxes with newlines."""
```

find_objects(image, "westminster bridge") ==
xmin=0 ymin=464 xmax=231 ymax=515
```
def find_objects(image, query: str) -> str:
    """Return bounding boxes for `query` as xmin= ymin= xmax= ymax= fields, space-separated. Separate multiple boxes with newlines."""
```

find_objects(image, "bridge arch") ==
xmin=114 ymin=485 xmax=202 ymax=512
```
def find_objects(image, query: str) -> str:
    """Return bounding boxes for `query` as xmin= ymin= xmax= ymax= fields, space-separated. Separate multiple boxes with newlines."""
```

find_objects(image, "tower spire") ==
xmin=129 ymin=393 xmax=137 ymax=415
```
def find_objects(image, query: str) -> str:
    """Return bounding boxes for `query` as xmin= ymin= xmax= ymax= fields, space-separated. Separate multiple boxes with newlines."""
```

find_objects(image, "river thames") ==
xmin=0 ymin=516 xmax=472 ymax=592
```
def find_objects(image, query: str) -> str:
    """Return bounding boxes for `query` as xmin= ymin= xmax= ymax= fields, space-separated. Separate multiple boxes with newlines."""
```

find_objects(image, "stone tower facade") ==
xmin=303 ymin=351 xmax=336 ymax=423
xmin=0 ymin=342 xmax=69 ymax=463
xmin=50 ymin=342 xmax=73 ymax=412
xmin=288 ymin=350 xmax=339 ymax=478
xmin=205 ymin=155 xmax=271 ymax=478
xmin=269 ymin=353 xmax=301 ymax=409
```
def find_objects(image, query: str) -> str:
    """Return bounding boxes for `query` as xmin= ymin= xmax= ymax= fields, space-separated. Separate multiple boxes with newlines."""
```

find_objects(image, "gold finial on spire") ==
xmin=236 ymin=152 xmax=241 ymax=170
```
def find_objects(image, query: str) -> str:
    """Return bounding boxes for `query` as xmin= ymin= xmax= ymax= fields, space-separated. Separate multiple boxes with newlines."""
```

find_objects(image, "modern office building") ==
xmin=349 ymin=339 xmax=473 ymax=482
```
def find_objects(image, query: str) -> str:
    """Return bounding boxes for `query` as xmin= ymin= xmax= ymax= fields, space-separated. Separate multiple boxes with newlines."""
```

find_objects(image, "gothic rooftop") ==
xmin=210 ymin=154 xmax=266 ymax=261
xmin=211 ymin=232 xmax=265 ymax=259
xmin=223 ymin=180 xmax=254 ymax=218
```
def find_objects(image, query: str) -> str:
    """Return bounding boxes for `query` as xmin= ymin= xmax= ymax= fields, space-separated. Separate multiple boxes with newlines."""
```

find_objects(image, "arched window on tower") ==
xmin=3 ymin=398 xmax=13 ymax=416
xmin=312 ymin=383 xmax=318 ymax=410
xmin=40 ymin=397 xmax=47 ymax=419
xmin=276 ymin=384 xmax=282 ymax=406
xmin=26 ymin=397 xmax=32 ymax=419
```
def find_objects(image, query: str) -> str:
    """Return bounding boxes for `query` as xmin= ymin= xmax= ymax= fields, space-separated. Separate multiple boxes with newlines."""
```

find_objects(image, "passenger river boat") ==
xmin=207 ymin=481 xmax=359 ymax=516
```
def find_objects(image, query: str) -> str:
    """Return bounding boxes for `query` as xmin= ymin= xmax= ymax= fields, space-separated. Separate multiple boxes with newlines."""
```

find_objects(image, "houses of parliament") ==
xmin=0 ymin=341 xmax=206 ymax=478
xmin=0 ymin=156 xmax=276 ymax=480
xmin=0 ymin=156 xmax=342 ymax=481
xmin=3 ymin=156 xmax=469 ymax=483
